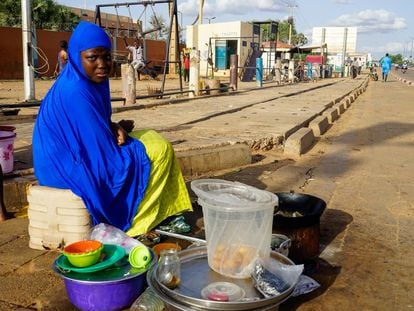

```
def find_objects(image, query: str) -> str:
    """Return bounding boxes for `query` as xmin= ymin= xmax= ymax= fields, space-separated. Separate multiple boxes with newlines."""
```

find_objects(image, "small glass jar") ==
xmin=157 ymin=248 xmax=181 ymax=289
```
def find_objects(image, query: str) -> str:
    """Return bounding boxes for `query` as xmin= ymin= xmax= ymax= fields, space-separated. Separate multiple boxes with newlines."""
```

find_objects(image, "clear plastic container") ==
xmin=201 ymin=282 xmax=245 ymax=302
xmin=157 ymin=248 xmax=181 ymax=289
xmin=191 ymin=179 xmax=278 ymax=279
xmin=130 ymin=287 xmax=165 ymax=311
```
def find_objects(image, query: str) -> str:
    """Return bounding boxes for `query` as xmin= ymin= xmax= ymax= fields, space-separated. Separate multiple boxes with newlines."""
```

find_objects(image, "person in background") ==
xmin=183 ymin=53 xmax=190 ymax=83
xmin=33 ymin=21 xmax=192 ymax=237
xmin=124 ymin=37 xmax=144 ymax=81
xmin=358 ymin=57 xmax=362 ymax=75
xmin=379 ymin=53 xmax=392 ymax=82
xmin=53 ymin=40 xmax=68 ymax=77
xmin=351 ymin=57 xmax=358 ymax=79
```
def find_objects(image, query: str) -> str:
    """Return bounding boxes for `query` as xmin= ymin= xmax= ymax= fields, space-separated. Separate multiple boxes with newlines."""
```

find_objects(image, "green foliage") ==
xmin=291 ymin=33 xmax=308 ymax=47
xmin=389 ymin=54 xmax=403 ymax=64
xmin=257 ymin=19 xmax=308 ymax=46
xmin=0 ymin=0 xmax=80 ymax=31
xmin=147 ymin=13 xmax=168 ymax=40
xmin=278 ymin=20 xmax=292 ymax=43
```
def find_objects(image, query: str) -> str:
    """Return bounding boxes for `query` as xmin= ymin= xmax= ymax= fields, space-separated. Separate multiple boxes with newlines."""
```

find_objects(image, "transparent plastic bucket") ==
xmin=191 ymin=179 xmax=278 ymax=278
xmin=0 ymin=130 xmax=16 ymax=174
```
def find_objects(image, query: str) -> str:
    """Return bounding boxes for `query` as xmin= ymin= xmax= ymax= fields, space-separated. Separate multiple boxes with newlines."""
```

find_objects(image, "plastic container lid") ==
xmin=191 ymin=179 xmax=278 ymax=211
xmin=128 ymin=245 xmax=151 ymax=270
xmin=201 ymin=282 xmax=245 ymax=302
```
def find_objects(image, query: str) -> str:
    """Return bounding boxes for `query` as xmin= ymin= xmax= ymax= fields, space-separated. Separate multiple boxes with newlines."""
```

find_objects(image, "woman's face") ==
xmin=81 ymin=47 xmax=112 ymax=83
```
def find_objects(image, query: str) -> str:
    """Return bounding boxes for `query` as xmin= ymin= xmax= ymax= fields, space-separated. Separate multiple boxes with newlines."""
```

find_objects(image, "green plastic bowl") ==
xmin=63 ymin=240 xmax=104 ymax=268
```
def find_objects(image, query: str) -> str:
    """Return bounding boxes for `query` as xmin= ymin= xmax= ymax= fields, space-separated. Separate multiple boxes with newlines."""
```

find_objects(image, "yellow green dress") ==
xmin=126 ymin=130 xmax=193 ymax=236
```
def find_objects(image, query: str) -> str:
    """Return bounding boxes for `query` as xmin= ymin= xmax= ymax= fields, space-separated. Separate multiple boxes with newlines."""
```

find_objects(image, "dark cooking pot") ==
xmin=273 ymin=192 xmax=326 ymax=263
xmin=273 ymin=192 xmax=326 ymax=229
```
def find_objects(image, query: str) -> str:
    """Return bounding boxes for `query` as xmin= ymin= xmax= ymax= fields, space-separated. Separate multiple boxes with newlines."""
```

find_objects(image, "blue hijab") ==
xmin=32 ymin=21 xmax=150 ymax=231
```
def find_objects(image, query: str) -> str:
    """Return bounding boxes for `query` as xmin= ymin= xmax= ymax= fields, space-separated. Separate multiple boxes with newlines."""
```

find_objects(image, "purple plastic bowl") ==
xmin=64 ymin=273 xmax=147 ymax=311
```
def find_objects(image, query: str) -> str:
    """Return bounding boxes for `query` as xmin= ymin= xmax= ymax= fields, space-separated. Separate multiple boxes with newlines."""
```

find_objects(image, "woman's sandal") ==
xmin=136 ymin=231 xmax=161 ymax=246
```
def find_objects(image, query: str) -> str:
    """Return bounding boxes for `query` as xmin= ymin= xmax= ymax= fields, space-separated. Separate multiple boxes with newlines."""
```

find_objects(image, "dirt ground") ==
xmin=0 ymin=76 xmax=184 ymax=105
xmin=1 ymin=75 xmax=413 ymax=310
xmin=216 ymin=77 xmax=414 ymax=310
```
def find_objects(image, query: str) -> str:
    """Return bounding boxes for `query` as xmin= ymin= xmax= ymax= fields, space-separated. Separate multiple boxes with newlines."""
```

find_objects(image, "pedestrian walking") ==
xmin=53 ymin=40 xmax=68 ymax=77
xmin=379 ymin=53 xmax=392 ymax=82
xmin=351 ymin=58 xmax=358 ymax=79
xmin=183 ymin=53 xmax=190 ymax=82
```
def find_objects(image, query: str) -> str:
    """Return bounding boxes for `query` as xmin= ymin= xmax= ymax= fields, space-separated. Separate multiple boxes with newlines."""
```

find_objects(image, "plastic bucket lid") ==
xmin=191 ymin=179 xmax=278 ymax=211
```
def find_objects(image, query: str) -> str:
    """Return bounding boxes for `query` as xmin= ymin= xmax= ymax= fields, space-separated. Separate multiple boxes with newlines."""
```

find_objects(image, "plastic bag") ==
xmin=252 ymin=258 xmax=303 ymax=298
xmin=90 ymin=223 xmax=144 ymax=254
xmin=292 ymin=275 xmax=320 ymax=297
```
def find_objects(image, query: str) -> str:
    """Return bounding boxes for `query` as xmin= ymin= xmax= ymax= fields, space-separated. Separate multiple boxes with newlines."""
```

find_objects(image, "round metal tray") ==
xmin=147 ymin=246 xmax=295 ymax=310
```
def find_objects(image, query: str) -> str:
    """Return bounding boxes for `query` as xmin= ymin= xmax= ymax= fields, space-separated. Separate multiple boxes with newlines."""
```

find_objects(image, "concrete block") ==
xmin=333 ymin=102 xmax=345 ymax=115
xmin=322 ymin=107 xmax=339 ymax=123
xmin=343 ymin=98 xmax=351 ymax=109
xmin=176 ymin=144 xmax=251 ymax=176
xmin=284 ymin=128 xmax=315 ymax=157
xmin=308 ymin=115 xmax=329 ymax=137
xmin=27 ymin=185 xmax=91 ymax=250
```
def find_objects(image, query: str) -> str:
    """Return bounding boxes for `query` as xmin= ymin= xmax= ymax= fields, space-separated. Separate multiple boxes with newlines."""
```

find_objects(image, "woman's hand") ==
xmin=110 ymin=122 xmax=129 ymax=145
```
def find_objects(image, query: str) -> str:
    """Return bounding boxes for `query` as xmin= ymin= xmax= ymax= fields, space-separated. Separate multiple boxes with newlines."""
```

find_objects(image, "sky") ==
xmin=56 ymin=0 xmax=414 ymax=60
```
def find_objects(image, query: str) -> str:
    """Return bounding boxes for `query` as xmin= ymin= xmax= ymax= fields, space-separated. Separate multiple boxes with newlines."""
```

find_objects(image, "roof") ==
xmin=261 ymin=41 xmax=294 ymax=49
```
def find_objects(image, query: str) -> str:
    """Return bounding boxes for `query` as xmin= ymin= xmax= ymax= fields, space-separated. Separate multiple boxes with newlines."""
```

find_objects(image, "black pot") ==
xmin=273 ymin=192 xmax=326 ymax=263
xmin=273 ymin=192 xmax=326 ymax=229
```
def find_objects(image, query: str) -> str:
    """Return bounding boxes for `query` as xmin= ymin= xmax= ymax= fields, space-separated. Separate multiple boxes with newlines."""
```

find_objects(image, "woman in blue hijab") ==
xmin=32 ymin=21 xmax=192 ymax=236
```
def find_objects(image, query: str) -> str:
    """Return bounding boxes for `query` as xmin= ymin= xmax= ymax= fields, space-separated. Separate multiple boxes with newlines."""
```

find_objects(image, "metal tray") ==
xmin=147 ymin=246 xmax=295 ymax=310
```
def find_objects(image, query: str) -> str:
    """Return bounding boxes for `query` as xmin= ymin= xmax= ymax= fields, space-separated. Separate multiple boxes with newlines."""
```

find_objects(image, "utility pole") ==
xmin=21 ymin=0 xmax=36 ymax=101
xmin=199 ymin=0 xmax=203 ymax=25
xmin=287 ymin=4 xmax=298 ymax=45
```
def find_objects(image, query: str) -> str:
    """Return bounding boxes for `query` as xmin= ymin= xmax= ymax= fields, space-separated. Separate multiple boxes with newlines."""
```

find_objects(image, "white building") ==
xmin=311 ymin=27 xmax=359 ymax=74
xmin=186 ymin=21 xmax=259 ymax=78
xmin=312 ymin=27 xmax=357 ymax=54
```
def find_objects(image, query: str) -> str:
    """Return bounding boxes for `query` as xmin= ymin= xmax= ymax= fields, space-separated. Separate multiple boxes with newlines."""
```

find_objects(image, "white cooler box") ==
xmin=27 ymin=185 xmax=92 ymax=250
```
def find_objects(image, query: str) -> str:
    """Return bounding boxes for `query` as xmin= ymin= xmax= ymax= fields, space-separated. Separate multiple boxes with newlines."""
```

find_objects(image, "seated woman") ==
xmin=32 ymin=21 xmax=192 ymax=237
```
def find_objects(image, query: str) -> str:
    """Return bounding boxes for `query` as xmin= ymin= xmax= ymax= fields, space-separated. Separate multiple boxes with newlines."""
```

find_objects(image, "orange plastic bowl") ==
xmin=152 ymin=242 xmax=181 ymax=258
xmin=63 ymin=240 xmax=104 ymax=268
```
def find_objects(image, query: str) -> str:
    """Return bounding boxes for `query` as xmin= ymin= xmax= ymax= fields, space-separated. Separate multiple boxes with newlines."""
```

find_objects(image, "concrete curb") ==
xmin=308 ymin=115 xmax=330 ymax=137
xmin=284 ymin=127 xmax=315 ymax=158
xmin=281 ymin=77 xmax=369 ymax=158
xmin=176 ymin=144 xmax=251 ymax=176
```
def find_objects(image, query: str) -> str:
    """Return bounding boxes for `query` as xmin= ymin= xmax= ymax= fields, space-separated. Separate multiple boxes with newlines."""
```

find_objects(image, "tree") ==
xmin=146 ymin=13 xmax=168 ymax=40
xmin=291 ymin=33 xmax=308 ymax=47
xmin=278 ymin=20 xmax=291 ymax=43
xmin=389 ymin=54 xmax=403 ymax=64
xmin=0 ymin=0 xmax=22 ymax=26
xmin=0 ymin=0 xmax=79 ymax=31
xmin=277 ymin=20 xmax=307 ymax=46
